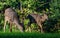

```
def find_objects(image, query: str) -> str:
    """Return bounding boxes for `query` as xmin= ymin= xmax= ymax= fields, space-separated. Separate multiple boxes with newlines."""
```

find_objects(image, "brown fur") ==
xmin=27 ymin=13 xmax=48 ymax=33
xmin=4 ymin=8 xmax=24 ymax=32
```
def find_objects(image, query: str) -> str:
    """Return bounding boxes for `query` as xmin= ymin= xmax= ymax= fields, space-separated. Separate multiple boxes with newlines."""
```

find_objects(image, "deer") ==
xmin=4 ymin=6 xmax=24 ymax=32
xmin=26 ymin=10 xmax=48 ymax=33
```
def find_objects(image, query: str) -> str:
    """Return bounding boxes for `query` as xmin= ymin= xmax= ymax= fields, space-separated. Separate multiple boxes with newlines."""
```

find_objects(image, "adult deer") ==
xmin=4 ymin=6 xmax=24 ymax=32
xmin=26 ymin=11 xmax=48 ymax=33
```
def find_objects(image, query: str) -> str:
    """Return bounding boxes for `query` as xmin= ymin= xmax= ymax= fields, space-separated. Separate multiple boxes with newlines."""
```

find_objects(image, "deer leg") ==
xmin=14 ymin=25 xmax=17 ymax=32
xmin=10 ymin=22 xmax=12 ymax=32
xmin=15 ymin=23 xmax=23 ymax=32
xmin=17 ymin=25 xmax=23 ymax=32
xmin=4 ymin=20 xmax=6 ymax=32
xmin=14 ymin=20 xmax=24 ymax=32
xmin=38 ymin=23 xmax=44 ymax=33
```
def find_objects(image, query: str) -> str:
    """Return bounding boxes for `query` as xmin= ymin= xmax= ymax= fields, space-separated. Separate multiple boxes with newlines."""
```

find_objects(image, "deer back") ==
xmin=5 ymin=8 xmax=20 ymax=23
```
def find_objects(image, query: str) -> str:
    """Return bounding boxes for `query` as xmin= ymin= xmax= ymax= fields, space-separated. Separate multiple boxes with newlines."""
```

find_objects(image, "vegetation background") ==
xmin=0 ymin=0 xmax=60 ymax=38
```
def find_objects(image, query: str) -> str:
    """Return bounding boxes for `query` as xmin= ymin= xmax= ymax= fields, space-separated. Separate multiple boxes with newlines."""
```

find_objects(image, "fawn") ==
xmin=4 ymin=7 xmax=24 ymax=32
xmin=26 ymin=11 xmax=48 ymax=33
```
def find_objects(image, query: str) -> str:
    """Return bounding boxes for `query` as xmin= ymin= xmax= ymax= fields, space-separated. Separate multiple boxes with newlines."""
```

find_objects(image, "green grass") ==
xmin=0 ymin=32 xmax=60 ymax=38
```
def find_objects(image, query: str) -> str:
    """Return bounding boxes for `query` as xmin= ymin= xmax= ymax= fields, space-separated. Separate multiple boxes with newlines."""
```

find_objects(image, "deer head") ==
xmin=43 ymin=13 xmax=48 ymax=20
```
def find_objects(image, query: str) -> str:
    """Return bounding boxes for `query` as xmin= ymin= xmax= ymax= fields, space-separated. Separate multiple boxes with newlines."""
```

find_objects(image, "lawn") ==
xmin=0 ymin=32 xmax=60 ymax=38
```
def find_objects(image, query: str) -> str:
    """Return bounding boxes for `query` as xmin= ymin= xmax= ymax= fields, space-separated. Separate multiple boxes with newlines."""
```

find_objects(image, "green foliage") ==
xmin=0 ymin=0 xmax=60 ymax=33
